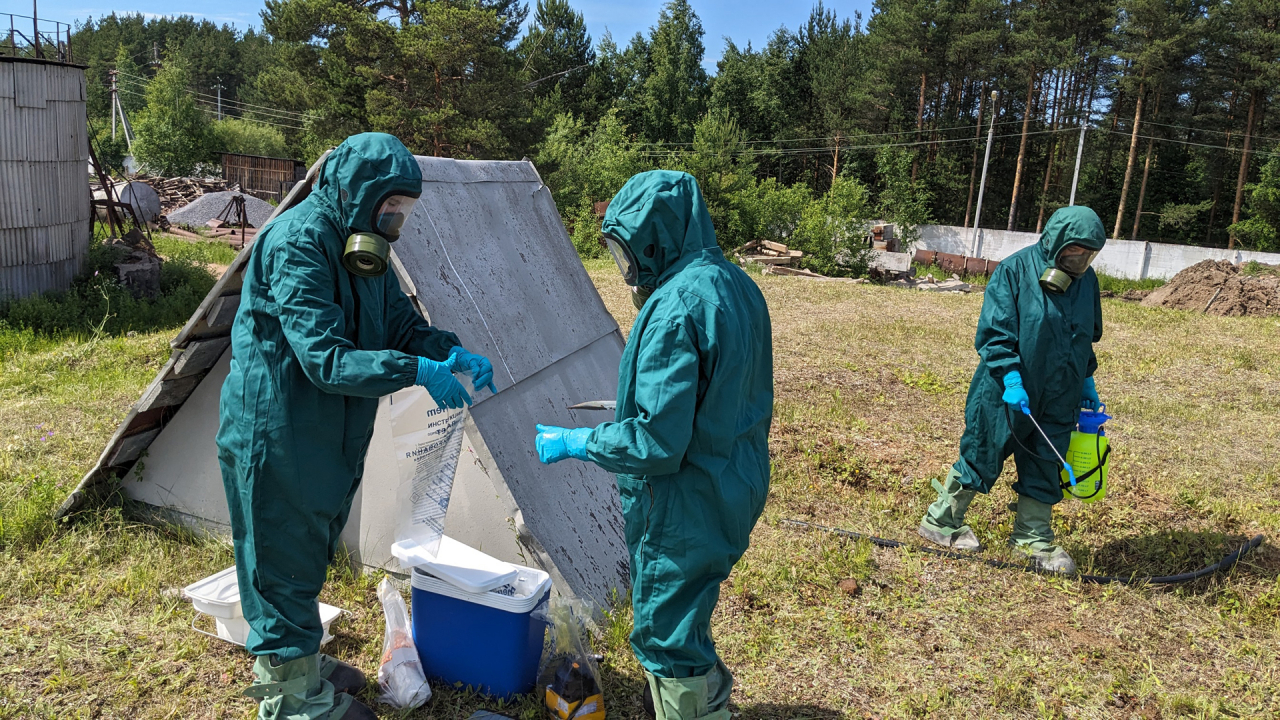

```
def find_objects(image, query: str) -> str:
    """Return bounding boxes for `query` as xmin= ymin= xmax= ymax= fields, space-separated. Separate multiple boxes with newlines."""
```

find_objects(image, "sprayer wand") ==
xmin=1019 ymin=402 xmax=1077 ymax=487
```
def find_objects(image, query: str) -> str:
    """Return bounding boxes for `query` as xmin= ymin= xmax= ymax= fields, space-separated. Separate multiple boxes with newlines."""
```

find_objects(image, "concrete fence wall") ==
xmin=916 ymin=225 xmax=1280 ymax=280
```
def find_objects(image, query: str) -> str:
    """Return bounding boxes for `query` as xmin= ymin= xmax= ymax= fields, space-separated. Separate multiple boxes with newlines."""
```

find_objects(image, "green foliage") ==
xmin=677 ymin=110 xmax=757 ymax=249
xmin=790 ymin=177 xmax=874 ymax=276
xmin=874 ymin=147 xmax=932 ymax=251
xmin=567 ymin=202 xmax=605 ymax=259
xmin=518 ymin=0 xmax=603 ymax=128
xmin=729 ymin=178 xmax=811 ymax=248
xmin=635 ymin=0 xmax=709 ymax=144
xmin=537 ymin=109 xmax=648 ymax=214
xmin=1095 ymin=273 xmax=1165 ymax=294
xmin=211 ymin=118 xmax=290 ymax=158
xmin=91 ymin=125 xmax=131 ymax=175
xmin=264 ymin=0 xmax=522 ymax=159
xmin=151 ymin=235 xmax=241 ymax=266
xmin=1229 ymin=151 xmax=1280 ymax=252
xmin=0 ymin=240 xmax=215 ymax=339
xmin=131 ymin=63 xmax=214 ymax=176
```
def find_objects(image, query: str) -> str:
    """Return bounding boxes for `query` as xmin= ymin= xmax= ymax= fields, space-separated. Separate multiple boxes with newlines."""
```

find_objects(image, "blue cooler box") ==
xmin=411 ymin=563 xmax=551 ymax=699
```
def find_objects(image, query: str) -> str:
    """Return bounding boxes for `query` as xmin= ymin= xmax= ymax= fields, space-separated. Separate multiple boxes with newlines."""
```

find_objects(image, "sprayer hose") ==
xmin=779 ymin=519 xmax=1265 ymax=585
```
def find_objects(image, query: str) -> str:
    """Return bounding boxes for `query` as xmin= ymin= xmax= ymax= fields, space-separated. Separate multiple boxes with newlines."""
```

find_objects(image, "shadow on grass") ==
xmin=1079 ymin=529 xmax=1276 ymax=586
xmin=733 ymin=704 xmax=844 ymax=720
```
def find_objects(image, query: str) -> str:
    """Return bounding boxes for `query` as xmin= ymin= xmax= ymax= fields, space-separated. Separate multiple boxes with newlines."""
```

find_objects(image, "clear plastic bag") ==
xmin=535 ymin=598 xmax=605 ymax=720
xmin=376 ymin=577 xmax=432 ymax=709
xmin=388 ymin=386 xmax=466 ymax=558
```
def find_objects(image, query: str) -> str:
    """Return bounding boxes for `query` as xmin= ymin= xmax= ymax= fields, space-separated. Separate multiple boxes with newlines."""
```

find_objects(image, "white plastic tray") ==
xmin=184 ymin=566 xmax=344 ymax=647
xmin=392 ymin=535 xmax=518 ymax=594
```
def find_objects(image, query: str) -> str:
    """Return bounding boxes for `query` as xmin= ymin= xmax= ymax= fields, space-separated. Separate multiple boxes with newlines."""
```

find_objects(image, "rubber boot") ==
xmin=318 ymin=655 xmax=366 ymax=697
xmin=643 ymin=661 xmax=733 ymax=720
xmin=1009 ymin=494 xmax=1076 ymax=574
xmin=918 ymin=468 xmax=982 ymax=551
xmin=245 ymin=654 xmax=376 ymax=720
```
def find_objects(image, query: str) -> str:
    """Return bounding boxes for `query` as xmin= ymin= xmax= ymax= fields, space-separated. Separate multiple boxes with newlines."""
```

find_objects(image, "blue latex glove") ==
xmin=535 ymin=424 xmax=592 ymax=464
xmin=416 ymin=356 xmax=471 ymax=409
xmin=1002 ymin=370 xmax=1030 ymax=413
xmin=1081 ymin=376 xmax=1100 ymax=411
xmin=449 ymin=346 xmax=498 ymax=394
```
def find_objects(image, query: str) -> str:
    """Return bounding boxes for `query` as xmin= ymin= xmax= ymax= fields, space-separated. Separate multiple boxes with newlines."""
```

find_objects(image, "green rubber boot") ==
xmin=643 ymin=661 xmax=733 ymax=720
xmin=918 ymin=468 xmax=982 ymax=551
xmin=245 ymin=655 xmax=374 ymax=720
xmin=1009 ymin=494 xmax=1076 ymax=574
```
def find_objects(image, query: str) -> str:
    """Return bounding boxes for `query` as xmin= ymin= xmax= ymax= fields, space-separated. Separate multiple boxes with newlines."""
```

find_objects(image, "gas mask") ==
xmin=343 ymin=193 xmax=419 ymax=277
xmin=1039 ymin=244 xmax=1099 ymax=294
xmin=603 ymin=233 xmax=655 ymax=310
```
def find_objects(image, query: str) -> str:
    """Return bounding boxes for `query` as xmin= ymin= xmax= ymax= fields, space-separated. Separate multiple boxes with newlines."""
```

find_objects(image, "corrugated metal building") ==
xmin=221 ymin=153 xmax=305 ymax=202
xmin=0 ymin=56 xmax=91 ymax=300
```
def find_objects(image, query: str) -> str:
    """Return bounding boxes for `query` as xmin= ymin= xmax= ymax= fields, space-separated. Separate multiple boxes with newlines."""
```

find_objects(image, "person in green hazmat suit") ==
xmin=917 ymin=205 xmax=1107 ymax=573
xmin=217 ymin=133 xmax=496 ymax=720
xmin=533 ymin=171 xmax=773 ymax=720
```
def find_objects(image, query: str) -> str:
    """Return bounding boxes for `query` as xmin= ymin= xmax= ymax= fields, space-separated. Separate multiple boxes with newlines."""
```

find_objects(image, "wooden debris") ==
xmin=735 ymin=239 xmax=804 ymax=269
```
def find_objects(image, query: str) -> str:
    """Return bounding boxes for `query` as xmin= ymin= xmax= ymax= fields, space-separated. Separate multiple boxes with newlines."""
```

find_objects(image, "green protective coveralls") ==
xmin=588 ymin=171 xmax=773 ymax=718
xmin=926 ymin=206 xmax=1106 ymax=548
xmin=216 ymin=134 xmax=460 ymax=689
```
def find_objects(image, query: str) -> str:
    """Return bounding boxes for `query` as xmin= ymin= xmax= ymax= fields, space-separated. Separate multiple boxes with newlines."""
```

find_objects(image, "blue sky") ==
xmin=34 ymin=0 xmax=875 ymax=72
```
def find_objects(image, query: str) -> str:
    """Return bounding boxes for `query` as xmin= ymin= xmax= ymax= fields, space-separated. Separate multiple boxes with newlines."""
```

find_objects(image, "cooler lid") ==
xmin=392 ymin=535 xmax=519 ymax=594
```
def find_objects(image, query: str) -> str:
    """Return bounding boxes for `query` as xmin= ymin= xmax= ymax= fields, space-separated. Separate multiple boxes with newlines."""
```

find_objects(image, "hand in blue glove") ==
xmin=535 ymin=424 xmax=592 ymax=464
xmin=416 ymin=356 xmax=472 ymax=409
xmin=449 ymin=346 xmax=498 ymax=394
xmin=1002 ymin=370 xmax=1030 ymax=414
xmin=1081 ymin=376 xmax=1100 ymax=411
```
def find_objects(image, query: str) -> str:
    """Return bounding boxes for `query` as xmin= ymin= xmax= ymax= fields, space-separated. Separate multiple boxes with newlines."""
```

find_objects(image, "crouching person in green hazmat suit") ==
xmin=534 ymin=171 xmax=773 ymax=720
xmin=216 ymin=133 xmax=497 ymax=720
xmin=918 ymin=205 xmax=1107 ymax=574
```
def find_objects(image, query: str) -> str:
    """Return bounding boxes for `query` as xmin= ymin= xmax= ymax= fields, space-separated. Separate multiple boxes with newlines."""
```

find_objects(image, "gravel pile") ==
xmin=168 ymin=191 xmax=276 ymax=229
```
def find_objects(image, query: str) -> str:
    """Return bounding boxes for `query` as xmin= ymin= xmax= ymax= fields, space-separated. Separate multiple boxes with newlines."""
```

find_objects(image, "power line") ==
xmin=116 ymin=70 xmax=315 ymax=121
xmin=1101 ymin=129 xmax=1280 ymax=159
xmin=635 ymin=127 xmax=1079 ymax=158
xmin=115 ymin=75 xmax=312 ymax=126
xmin=116 ymin=85 xmax=306 ymax=131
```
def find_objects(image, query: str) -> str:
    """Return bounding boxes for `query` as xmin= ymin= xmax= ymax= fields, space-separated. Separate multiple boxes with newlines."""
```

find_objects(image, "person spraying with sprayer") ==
xmin=917 ymin=205 xmax=1109 ymax=573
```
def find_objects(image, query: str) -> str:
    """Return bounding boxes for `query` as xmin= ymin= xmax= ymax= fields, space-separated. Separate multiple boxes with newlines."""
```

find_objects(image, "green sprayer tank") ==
xmin=1060 ymin=408 xmax=1111 ymax=503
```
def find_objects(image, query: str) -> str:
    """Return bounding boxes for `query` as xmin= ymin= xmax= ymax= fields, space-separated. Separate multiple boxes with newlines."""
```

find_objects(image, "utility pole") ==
xmin=32 ymin=0 xmax=41 ymax=60
xmin=215 ymin=78 xmax=224 ymax=120
xmin=1069 ymin=123 xmax=1086 ymax=206
xmin=970 ymin=90 xmax=999 ymax=256
xmin=109 ymin=69 xmax=118 ymax=140
xmin=151 ymin=41 xmax=160 ymax=67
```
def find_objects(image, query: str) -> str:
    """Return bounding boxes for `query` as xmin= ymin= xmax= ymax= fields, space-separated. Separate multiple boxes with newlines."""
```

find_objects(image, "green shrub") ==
xmin=0 ymin=239 xmax=215 ymax=339
xmin=212 ymin=118 xmax=290 ymax=159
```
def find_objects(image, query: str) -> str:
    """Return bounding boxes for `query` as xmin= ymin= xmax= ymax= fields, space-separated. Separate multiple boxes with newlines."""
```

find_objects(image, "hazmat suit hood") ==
xmin=1038 ymin=206 xmax=1106 ymax=264
xmin=312 ymin=132 xmax=423 ymax=237
xmin=601 ymin=170 xmax=718 ymax=289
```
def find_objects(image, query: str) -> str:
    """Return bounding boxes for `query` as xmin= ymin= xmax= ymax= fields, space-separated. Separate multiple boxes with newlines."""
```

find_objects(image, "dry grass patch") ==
xmin=0 ymin=259 xmax=1276 ymax=718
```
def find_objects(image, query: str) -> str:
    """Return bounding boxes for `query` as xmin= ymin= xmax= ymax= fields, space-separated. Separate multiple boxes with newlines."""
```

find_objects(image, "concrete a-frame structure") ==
xmin=59 ymin=156 xmax=629 ymax=606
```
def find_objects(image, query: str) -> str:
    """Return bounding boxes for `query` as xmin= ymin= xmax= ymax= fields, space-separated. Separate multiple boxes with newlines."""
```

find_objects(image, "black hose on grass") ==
xmin=779 ymin=519 xmax=1265 ymax=585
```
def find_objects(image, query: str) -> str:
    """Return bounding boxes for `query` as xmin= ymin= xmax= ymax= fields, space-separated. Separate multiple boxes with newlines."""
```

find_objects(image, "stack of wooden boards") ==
xmin=735 ymin=239 xmax=806 ymax=268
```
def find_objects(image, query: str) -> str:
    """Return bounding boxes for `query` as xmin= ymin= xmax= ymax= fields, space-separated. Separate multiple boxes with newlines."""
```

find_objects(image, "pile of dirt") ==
xmin=168 ymin=191 xmax=275 ymax=230
xmin=1141 ymin=260 xmax=1280 ymax=316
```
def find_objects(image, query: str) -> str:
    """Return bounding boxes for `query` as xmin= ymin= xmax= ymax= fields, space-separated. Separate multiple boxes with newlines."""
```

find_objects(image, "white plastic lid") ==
xmin=391 ymin=535 xmax=518 ymax=594
xmin=184 ymin=566 xmax=241 ymax=618
xmin=412 ymin=564 xmax=551 ymax=614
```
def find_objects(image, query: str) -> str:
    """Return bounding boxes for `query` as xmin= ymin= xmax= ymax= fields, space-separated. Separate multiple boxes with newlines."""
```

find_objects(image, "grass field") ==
xmin=1 ymin=256 xmax=1278 ymax=719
